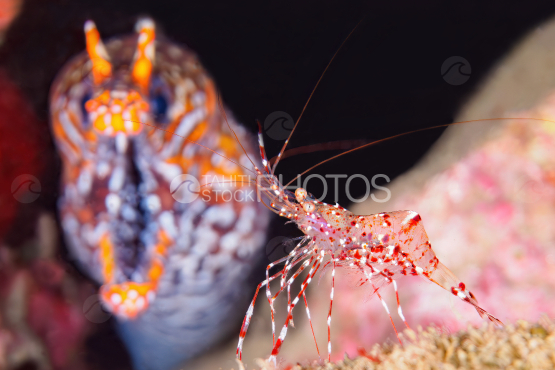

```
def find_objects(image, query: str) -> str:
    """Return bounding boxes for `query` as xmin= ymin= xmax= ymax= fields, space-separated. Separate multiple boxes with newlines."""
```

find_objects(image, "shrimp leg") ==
xmin=268 ymin=255 xmax=323 ymax=365
xmin=393 ymin=280 xmax=411 ymax=330
xmin=326 ymin=259 xmax=336 ymax=361
xmin=375 ymin=288 xmax=403 ymax=345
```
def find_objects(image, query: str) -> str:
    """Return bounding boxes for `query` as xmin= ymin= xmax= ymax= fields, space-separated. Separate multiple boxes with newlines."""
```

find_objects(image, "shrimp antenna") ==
xmin=270 ymin=19 xmax=364 ymax=175
xmin=285 ymin=117 xmax=555 ymax=187
xmin=217 ymin=95 xmax=261 ymax=173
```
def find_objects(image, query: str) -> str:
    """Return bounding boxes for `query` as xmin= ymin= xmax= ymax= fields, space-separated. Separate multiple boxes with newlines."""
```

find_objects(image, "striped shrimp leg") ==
xmin=281 ymin=240 xmax=323 ymax=357
xmin=266 ymin=238 xmax=307 ymax=345
xmin=326 ymin=258 xmax=336 ymax=361
xmin=393 ymin=280 xmax=411 ymax=330
xmin=237 ymin=251 xmax=314 ymax=360
xmin=237 ymin=267 xmax=287 ymax=359
xmin=302 ymin=290 xmax=320 ymax=358
xmin=268 ymin=253 xmax=324 ymax=365
xmin=375 ymin=289 xmax=402 ymax=345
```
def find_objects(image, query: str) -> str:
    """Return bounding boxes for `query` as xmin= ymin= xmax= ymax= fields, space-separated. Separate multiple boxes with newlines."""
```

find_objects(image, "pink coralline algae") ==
xmin=333 ymin=94 xmax=555 ymax=360
xmin=0 ymin=244 xmax=92 ymax=370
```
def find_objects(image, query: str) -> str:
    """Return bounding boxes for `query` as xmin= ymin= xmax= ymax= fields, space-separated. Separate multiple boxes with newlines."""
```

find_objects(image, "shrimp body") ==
xmin=237 ymin=130 xmax=502 ymax=364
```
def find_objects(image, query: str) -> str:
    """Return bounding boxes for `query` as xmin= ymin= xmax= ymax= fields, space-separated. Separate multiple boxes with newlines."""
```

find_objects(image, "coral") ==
xmin=261 ymin=319 xmax=555 ymax=370
xmin=0 ymin=215 xmax=93 ymax=370
xmin=0 ymin=68 xmax=46 ymax=240
xmin=329 ymin=94 xmax=555 ymax=360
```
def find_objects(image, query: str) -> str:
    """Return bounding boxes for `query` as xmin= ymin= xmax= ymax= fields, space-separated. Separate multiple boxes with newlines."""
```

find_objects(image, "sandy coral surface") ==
xmin=256 ymin=319 xmax=555 ymax=370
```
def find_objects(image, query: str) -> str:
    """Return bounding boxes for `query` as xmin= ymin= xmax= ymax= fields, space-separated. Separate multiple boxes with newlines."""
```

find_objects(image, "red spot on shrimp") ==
xmin=271 ymin=340 xmax=282 ymax=355
xmin=405 ymin=213 xmax=421 ymax=230
xmin=459 ymin=282 xmax=466 ymax=291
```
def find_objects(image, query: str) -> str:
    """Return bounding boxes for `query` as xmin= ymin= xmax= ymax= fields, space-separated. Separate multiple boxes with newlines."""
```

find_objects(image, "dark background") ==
xmin=2 ymin=0 xmax=555 ymax=207
xmin=1 ymin=1 xmax=554 ymax=367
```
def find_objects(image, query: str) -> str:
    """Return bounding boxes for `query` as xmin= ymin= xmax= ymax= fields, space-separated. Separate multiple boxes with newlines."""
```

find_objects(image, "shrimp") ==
xmin=232 ymin=122 xmax=503 ymax=365
xmin=222 ymin=28 xmax=505 ymax=366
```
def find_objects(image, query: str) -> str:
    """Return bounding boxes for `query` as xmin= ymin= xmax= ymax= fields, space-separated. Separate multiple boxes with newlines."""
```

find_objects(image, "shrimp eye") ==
xmin=295 ymin=188 xmax=307 ymax=202
xmin=302 ymin=202 xmax=315 ymax=213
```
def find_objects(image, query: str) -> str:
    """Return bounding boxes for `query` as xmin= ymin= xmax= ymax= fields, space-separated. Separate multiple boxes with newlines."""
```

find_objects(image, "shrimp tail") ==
xmin=427 ymin=261 xmax=503 ymax=327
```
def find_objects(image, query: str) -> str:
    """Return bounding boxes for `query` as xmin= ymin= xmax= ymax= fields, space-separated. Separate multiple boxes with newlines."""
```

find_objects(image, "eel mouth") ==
xmin=95 ymin=135 xmax=164 ymax=319
xmin=111 ymin=137 xmax=148 ymax=280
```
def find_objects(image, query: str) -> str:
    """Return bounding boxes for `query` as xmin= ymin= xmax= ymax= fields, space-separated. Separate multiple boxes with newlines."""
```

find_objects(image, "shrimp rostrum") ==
xmin=235 ymin=125 xmax=503 ymax=365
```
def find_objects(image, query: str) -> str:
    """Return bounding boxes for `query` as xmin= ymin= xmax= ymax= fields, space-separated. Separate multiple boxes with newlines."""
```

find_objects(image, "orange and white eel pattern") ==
xmin=49 ymin=18 xmax=269 ymax=369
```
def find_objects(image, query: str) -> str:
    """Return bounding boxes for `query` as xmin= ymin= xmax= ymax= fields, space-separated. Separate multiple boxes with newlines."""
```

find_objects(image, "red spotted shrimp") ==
xmin=227 ymin=33 xmax=504 ymax=366
xmin=233 ymin=121 xmax=503 ymax=365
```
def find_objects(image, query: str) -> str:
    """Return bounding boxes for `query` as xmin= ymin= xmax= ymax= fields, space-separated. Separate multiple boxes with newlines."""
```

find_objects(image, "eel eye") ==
xmin=150 ymin=92 xmax=168 ymax=124
xmin=80 ymin=92 xmax=92 ymax=127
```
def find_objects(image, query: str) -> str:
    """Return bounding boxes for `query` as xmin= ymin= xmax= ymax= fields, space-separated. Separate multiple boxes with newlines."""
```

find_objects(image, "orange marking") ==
xmin=112 ymin=113 xmax=125 ymax=132
xmin=158 ymin=229 xmax=171 ymax=245
xmin=85 ymin=92 xmax=146 ymax=136
xmin=204 ymin=80 xmax=216 ymax=115
xmin=84 ymin=21 xmax=112 ymax=85
xmin=93 ymin=115 xmax=107 ymax=132
xmin=53 ymin=117 xmax=81 ymax=156
xmin=99 ymin=282 xmax=155 ymax=319
xmin=188 ymin=120 xmax=207 ymax=142
xmin=132 ymin=58 xmax=152 ymax=91
xmin=132 ymin=20 xmax=155 ymax=92
xmin=148 ymin=259 xmax=164 ymax=282
xmin=99 ymin=233 xmax=115 ymax=282
xmin=219 ymin=134 xmax=236 ymax=153
xmin=146 ymin=230 xmax=173 ymax=284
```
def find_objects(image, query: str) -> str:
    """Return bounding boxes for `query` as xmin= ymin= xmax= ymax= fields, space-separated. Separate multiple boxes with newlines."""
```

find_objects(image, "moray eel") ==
xmin=49 ymin=18 xmax=269 ymax=370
